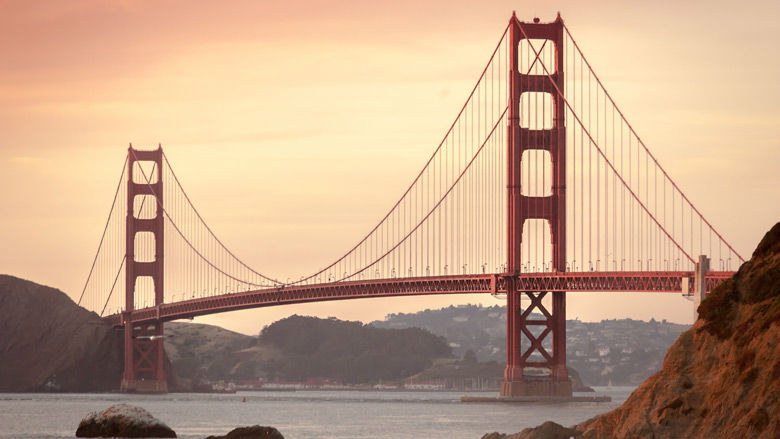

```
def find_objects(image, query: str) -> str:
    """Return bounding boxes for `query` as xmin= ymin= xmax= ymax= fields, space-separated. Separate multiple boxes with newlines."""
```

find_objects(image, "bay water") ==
xmin=0 ymin=387 xmax=634 ymax=439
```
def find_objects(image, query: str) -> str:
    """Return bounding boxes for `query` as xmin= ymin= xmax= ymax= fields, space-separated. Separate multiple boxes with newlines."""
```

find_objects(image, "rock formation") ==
xmin=205 ymin=425 xmax=284 ymax=439
xmin=75 ymin=404 xmax=176 ymax=438
xmin=482 ymin=421 xmax=582 ymax=439
xmin=0 ymin=275 xmax=123 ymax=391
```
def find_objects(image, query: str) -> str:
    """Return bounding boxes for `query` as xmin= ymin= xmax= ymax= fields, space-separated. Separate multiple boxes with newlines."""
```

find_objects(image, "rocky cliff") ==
xmin=0 ymin=275 xmax=123 ymax=391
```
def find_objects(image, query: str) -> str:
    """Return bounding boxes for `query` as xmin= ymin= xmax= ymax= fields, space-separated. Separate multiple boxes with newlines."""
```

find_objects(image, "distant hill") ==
xmin=164 ymin=321 xmax=256 ymax=384
xmin=256 ymin=315 xmax=452 ymax=383
xmin=0 ymin=275 xmax=123 ymax=392
xmin=373 ymin=304 xmax=690 ymax=385
xmin=165 ymin=316 xmax=594 ymax=391
xmin=164 ymin=315 xmax=453 ymax=386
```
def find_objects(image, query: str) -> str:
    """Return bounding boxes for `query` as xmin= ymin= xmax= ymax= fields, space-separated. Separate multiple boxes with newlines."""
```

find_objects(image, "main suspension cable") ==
xmin=77 ymin=156 xmax=128 ymax=306
xmin=131 ymin=150 xmax=271 ymax=289
xmin=562 ymin=23 xmax=743 ymax=263
xmin=289 ymin=23 xmax=511 ymax=286
xmin=516 ymin=22 xmax=695 ymax=265
xmin=162 ymin=152 xmax=283 ymax=286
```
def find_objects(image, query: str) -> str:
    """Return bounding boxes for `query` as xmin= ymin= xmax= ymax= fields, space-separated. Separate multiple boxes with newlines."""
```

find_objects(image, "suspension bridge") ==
xmin=78 ymin=13 xmax=743 ymax=395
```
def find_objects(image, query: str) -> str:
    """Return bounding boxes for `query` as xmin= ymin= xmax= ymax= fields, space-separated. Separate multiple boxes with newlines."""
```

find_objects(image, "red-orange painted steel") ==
xmin=505 ymin=11 xmax=522 ymax=384
xmin=502 ymin=13 xmax=569 ymax=395
xmin=104 ymin=271 xmax=732 ymax=327
xmin=122 ymin=146 xmax=167 ymax=393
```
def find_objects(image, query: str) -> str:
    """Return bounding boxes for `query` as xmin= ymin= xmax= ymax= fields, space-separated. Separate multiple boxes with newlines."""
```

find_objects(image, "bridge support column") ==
xmin=121 ymin=320 xmax=167 ymax=393
xmin=692 ymin=255 xmax=710 ymax=321
xmin=121 ymin=145 xmax=167 ymax=393
xmin=501 ymin=289 xmax=571 ymax=397
xmin=501 ymin=13 xmax=571 ymax=398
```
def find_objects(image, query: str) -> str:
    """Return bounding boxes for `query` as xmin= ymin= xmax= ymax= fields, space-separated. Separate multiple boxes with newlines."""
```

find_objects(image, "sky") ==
xmin=1 ymin=0 xmax=778 ymax=335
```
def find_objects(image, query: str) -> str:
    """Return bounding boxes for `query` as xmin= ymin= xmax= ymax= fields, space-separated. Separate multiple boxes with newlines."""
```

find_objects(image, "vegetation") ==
xmin=258 ymin=315 xmax=452 ymax=383
xmin=164 ymin=322 xmax=256 ymax=383
xmin=699 ymin=222 xmax=780 ymax=342
xmin=164 ymin=315 xmax=452 ymax=385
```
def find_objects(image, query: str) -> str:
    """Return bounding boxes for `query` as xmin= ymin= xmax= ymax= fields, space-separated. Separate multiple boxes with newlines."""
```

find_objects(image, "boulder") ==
xmin=205 ymin=426 xmax=284 ymax=439
xmin=513 ymin=421 xmax=582 ymax=439
xmin=481 ymin=421 xmax=581 ymax=439
xmin=75 ymin=404 xmax=176 ymax=438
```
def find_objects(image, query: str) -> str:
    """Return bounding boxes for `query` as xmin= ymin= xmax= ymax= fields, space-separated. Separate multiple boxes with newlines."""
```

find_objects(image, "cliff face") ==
xmin=0 ymin=275 xmax=123 ymax=391
xmin=575 ymin=223 xmax=780 ymax=439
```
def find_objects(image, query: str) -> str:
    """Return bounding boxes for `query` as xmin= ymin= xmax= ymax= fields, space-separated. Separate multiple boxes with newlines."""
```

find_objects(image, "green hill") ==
xmin=164 ymin=321 xmax=256 ymax=382
xmin=164 ymin=315 xmax=453 ymax=386
xmin=257 ymin=315 xmax=452 ymax=383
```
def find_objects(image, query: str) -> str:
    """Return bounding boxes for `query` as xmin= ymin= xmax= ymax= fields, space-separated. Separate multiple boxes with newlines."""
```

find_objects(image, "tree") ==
xmin=462 ymin=349 xmax=478 ymax=365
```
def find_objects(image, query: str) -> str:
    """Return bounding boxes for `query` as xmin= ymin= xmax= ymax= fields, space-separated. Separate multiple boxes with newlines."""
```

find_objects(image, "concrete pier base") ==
xmin=462 ymin=394 xmax=611 ymax=403
xmin=120 ymin=379 xmax=168 ymax=394
xmin=501 ymin=376 xmax=573 ymax=398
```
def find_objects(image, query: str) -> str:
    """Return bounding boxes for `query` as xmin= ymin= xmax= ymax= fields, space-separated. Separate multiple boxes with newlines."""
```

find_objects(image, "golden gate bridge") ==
xmin=77 ymin=13 xmax=743 ymax=395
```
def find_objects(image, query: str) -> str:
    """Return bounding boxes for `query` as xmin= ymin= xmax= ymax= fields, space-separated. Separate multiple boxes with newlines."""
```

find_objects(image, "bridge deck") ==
xmin=105 ymin=271 xmax=733 ymax=325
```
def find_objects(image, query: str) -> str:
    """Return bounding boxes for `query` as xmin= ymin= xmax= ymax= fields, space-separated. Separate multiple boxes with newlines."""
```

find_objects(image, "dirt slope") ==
xmin=0 ymin=275 xmax=123 ymax=391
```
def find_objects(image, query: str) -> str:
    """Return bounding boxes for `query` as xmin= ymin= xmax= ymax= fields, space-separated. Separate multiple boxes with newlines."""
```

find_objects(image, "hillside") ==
xmin=164 ymin=321 xmax=256 ymax=382
xmin=257 ymin=315 xmax=453 ymax=383
xmin=0 ymin=275 xmax=123 ymax=392
xmin=164 ymin=315 xmax=453 ymax=386
xmin=374 ymin=305 xmax=689 ymax=386
xmin=166 ymin=317 xmax=595 ymax=391
xmin=487 ymin=222 xmax=780 ymax=439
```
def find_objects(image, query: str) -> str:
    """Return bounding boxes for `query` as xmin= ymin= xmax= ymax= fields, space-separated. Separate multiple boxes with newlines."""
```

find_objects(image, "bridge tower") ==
xmin=121 ymin=145 xmax=167 ymax=393
xmin=502 ymin=13 xmax=572 ymax=397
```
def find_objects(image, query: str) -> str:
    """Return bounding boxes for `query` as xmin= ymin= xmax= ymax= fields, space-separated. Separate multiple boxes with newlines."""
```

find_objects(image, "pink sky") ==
xmin=1 ymin=1 xmax=778 ymax=334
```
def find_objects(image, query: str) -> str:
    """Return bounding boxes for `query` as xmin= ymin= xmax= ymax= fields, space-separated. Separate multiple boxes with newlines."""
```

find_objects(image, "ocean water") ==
xmin=0 ymin=387 xmax=634 ymax=439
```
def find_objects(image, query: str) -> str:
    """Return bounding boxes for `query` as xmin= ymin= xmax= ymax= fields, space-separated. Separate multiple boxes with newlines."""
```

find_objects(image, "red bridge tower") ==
xmin=121 ymin=146 xmax=167 ymax=393
xmin=502 ymin=13 xmax=571 ymax=397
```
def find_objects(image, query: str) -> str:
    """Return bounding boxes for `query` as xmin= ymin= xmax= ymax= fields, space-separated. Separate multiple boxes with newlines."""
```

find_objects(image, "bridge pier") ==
xmin=121 ymin=319 xmax=167 ymax=393
xmin=691 ymin=255 xmax=710 ymax=321
xmin=501 ymin=289 xmax=571 ymax=397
